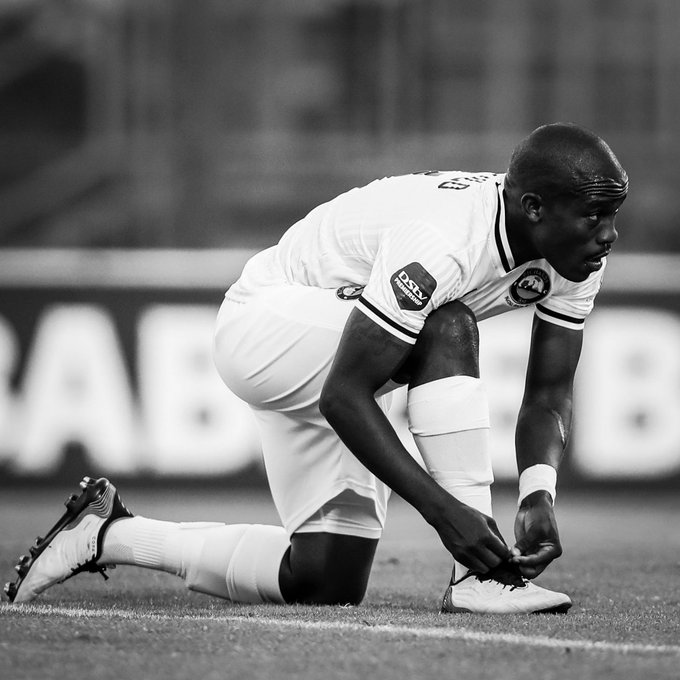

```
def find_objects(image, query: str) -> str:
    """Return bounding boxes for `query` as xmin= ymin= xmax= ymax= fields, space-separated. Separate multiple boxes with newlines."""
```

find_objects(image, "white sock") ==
xmin=408 ymin=376 xmax=494 ymax=580
xmin=100 ymin=517 xmax=289 ymax=603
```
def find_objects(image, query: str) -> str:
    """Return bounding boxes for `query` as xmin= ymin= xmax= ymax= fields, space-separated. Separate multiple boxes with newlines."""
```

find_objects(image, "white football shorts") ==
xmin=213 ymin=283 xmax=393 ymax=539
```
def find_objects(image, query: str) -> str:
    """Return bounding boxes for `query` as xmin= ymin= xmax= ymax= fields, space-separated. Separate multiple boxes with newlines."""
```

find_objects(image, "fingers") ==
xmin=485 ymin=517 xmax=513 ymax=559
xmin=511 ymin=542 xmax=559 ymax=564
xmin=453 ymin=536 xmax=512 ymax=574
xmin=510 ymin=543 xmax=560 ymax=578
xmin=471 ymin=537 xmax=513 ymax=574
xmin=460 ymin=554 xmax=494 ymax=574
xmin=489 ymin=533 xmax=513 ymax=561
xmin=514 ymin=562 xmax=546 ymax=579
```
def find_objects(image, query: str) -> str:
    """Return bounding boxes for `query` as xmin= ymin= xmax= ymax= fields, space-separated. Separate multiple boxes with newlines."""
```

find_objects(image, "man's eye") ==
xmin=586 ymin=213 xmax=601 ymax=224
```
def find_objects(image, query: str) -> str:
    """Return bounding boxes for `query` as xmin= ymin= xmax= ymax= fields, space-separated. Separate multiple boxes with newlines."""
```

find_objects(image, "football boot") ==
xmin=5 ymin=476 xmax=132 ymax=603
xmin=441 ymin=561 xmax=572 ymax=614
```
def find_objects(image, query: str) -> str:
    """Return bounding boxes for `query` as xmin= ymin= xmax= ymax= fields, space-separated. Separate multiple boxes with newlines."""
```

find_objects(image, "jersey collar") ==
xmin=492 ymin=179 xmax=516 ymax=274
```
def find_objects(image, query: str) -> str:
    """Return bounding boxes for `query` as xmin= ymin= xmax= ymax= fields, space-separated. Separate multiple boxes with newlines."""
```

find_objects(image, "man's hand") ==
xmin=435 ymin=501 xmax=512 ymax=574
xmin=511 ymin=490 xmax=562 ymax=578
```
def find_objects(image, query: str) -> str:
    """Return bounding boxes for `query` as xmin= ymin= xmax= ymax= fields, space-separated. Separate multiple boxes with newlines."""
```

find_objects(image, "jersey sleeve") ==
xmin=535 ymin=261 xmax=606 ymax=330
xmin=357 ymin=222 xmax=468 ymax=344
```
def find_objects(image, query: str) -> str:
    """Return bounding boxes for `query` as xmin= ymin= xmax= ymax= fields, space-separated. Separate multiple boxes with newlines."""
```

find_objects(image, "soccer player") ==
xmin=6 ymin=123 xmax=628 ymax=614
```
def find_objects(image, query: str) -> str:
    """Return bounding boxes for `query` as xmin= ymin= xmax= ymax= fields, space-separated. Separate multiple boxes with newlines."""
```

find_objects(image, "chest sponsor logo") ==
xmin=507 ymin=267 xmax=550 ymax=307
xmin=335 ymin=284 xmax=365 ymax=300
xmin=390 ymin=262 xmax=437 ymax=311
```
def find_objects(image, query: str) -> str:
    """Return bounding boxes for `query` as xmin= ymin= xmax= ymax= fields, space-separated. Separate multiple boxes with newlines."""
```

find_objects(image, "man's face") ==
xmin=534 ymin=191 xmax=627 ymax=282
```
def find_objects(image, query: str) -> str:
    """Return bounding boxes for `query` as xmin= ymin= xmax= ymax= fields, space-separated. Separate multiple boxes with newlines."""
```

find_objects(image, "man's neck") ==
xmin=502 ymin=190 xmax=540 ymax=266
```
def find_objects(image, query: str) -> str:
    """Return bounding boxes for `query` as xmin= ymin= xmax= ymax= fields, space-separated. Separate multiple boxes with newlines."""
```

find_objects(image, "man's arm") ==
xmin=511 ymin=315 xmax=583 ymax=577
xmin=319 ymin=307 xmax=510 ymax=573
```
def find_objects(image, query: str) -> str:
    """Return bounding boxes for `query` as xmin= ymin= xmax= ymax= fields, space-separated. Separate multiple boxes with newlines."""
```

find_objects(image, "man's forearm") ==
xmin=515 ymin=399 xmax=572 ymax=473
xmin=514 ymin=398 xmax=572 ymax=505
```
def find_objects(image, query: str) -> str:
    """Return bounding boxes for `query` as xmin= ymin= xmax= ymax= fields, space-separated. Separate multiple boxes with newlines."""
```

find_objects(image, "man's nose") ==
xmin=598 ymin=216 xmax=618 ymax=246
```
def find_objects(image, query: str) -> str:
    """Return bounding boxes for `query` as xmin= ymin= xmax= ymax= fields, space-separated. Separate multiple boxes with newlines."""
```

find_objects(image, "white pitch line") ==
xmin=2 ymin=603 xmax=679 ymax=657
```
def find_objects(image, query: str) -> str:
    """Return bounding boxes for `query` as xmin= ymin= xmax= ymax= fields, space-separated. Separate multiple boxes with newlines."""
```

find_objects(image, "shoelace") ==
xmin=68 ymin=560 xmax=110 ymax=581
xmin=452 ymin=569 xmax=528 ymax=592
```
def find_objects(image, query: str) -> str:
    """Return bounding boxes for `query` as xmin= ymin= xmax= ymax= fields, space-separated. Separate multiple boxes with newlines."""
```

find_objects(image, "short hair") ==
xmin=505 ymin=123 xmax=628 ymax=201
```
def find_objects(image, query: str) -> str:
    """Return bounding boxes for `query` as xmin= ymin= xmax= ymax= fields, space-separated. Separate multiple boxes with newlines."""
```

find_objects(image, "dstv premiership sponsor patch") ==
xmin=508 ymin=267 xmax=550 ymax=306
xmin=335 ymin=284 xmax=365 ymax=300
xmin=390 ymin=262 xmax=437 ymax=311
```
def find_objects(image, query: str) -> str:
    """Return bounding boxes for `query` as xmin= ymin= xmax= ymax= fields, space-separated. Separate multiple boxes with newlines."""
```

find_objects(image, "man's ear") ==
xmin=520 ymin=193 xmax=543 ymax=223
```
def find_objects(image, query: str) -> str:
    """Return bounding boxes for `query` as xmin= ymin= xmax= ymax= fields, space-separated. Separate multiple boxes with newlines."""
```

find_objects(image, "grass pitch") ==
xmin=1 ymin=482 xmax=679 ymax=680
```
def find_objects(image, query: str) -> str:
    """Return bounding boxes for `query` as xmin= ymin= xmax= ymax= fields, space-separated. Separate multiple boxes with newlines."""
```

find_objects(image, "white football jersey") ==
xmin=227 ymin=171 xmax=605 ymax=344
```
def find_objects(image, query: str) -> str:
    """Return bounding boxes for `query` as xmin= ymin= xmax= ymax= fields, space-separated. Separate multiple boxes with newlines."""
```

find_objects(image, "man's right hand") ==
xmin=434 ymin=501 xmax=512 ymax=574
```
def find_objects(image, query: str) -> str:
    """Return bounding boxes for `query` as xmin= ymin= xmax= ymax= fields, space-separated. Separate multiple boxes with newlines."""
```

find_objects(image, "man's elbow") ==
xmin=319 ymin=383 xmax=340 ymax=421
xmin=319 ymin=381 xmax=357 ymax=424
xmin=320 ymin=375 xmax=378 ymax=424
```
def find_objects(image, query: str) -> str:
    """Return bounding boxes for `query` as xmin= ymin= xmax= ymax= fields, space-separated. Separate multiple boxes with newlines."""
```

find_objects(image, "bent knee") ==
xmin=423 ymin=300 xmax=478 ymax=341
xmin=281 ymin=533 xmax=377 ymax=605
xmin=398 ymin=301 xmax=480 ymax=384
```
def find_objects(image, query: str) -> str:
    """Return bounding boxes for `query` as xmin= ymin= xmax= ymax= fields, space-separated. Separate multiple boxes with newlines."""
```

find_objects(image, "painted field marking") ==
xmin=3 ymin=603 xmax=680 ymax=656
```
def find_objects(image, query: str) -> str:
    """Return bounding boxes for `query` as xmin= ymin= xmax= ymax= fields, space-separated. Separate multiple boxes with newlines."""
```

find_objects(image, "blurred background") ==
xmin=2 ymin=0 xmax=679 ymax=250
xmin=1 ymin=0 xmax=679 ymax=485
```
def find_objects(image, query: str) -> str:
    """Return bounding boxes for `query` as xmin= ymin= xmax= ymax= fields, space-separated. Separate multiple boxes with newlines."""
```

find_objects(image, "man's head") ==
xmin=504 ymin=123 xmax=628 ymax=282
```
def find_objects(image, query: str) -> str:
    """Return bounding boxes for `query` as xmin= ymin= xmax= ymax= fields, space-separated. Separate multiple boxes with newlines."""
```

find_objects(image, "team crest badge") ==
xmin=336 ymin=284 xmax=365 ymax=300
xmin=508 ymin=268 xmax=550 ymax=306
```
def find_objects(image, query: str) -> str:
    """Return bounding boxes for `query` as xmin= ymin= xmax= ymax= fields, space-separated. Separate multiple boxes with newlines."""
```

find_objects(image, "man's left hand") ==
xmin=511 ymin=489 xmax=563 ymax=578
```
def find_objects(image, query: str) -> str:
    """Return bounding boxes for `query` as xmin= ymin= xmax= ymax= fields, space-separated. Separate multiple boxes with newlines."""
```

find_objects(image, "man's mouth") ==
xmin=584 ymin=250 xmax=609 ymax=271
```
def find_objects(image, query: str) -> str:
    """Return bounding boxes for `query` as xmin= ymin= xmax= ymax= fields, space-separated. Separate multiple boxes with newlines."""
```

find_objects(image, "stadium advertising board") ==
xmin=1 ymin=250 xmax=679 ymax=482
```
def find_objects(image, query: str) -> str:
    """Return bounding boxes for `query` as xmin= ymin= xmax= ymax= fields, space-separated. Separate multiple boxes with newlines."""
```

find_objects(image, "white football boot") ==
xmin=5 ymin=476 xmax=132 ymax=603
xmin=441 ymin=564 xmax=572 ymax=615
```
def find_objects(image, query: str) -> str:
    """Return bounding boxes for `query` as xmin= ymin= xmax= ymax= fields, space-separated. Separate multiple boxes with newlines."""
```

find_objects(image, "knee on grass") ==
xmin=284 ymin=569 xmax=369 ymax=606
xmin=280 ymin=533 xmax=378 ymax=606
